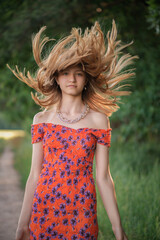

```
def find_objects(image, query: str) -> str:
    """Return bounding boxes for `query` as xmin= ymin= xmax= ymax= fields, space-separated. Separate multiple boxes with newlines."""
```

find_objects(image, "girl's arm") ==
xmin=95 ymin=116 xmax=128 ymax=240
xmin=15 ymin=115 xmax=44 ymax=239
xmin=17 ymin=140 xmax=44 ymax=228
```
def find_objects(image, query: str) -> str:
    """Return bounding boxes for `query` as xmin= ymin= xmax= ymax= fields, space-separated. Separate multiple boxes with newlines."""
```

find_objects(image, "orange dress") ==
xmin=29 ymin=123 xmax=112 ymax=240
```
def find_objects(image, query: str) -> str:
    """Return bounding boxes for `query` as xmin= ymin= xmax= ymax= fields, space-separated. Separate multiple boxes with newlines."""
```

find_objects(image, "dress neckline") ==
xmin=31 ymin=122 xmax=112 ymax=132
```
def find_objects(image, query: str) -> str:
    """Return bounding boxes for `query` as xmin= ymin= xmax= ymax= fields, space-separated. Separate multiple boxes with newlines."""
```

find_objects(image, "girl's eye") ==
xmin=63 ymin=72 xmax=68 ymax=75
xmin=77 ymin=73 xmax=83 ymax=76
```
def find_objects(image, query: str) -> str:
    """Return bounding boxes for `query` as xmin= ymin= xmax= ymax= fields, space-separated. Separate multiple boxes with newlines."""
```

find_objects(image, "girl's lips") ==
xmin=68 ymin=85 xmax=76 ymax=87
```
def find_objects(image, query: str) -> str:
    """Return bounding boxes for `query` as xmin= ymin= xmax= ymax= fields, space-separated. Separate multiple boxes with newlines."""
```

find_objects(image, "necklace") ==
xmin=56 ymin=102 xmax=90 ymax=124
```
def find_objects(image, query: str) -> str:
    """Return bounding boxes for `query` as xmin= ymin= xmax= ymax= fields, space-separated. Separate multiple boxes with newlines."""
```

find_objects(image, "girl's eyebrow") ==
xmin=74 ymin=69 xmax=84 ymax=72
xmin=61 ymin=69 xmax=84 ymax=73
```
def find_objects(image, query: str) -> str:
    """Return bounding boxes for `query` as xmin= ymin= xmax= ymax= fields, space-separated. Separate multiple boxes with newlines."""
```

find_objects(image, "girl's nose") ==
xmin=70 ymin=73 xmax=76 ymax=82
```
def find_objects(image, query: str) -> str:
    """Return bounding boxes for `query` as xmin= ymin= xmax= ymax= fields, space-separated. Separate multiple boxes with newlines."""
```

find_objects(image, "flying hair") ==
xmin=7 ymin=20 xmax=138 ymax=116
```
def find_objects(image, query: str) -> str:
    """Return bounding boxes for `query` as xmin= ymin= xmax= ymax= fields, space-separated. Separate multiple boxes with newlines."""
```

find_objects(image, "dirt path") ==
xmin=0 ymin=146 xmax=24 ymax=240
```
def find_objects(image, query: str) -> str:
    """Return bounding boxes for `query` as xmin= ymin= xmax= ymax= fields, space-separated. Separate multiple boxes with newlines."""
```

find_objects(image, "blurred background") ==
xmin=0 ymin=0 xmax=159 ymax=240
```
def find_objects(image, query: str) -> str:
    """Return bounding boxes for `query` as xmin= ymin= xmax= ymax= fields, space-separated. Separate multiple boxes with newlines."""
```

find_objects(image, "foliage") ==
xmin=147 ymin=0 xmax=160 ymax=34
xmin=0 ymin=0 xmax=159 ymax=142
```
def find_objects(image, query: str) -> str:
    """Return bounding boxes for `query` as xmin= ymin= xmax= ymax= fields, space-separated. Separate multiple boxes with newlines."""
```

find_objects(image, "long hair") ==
xmin=7 ymin=20 xmax=138 ymax=116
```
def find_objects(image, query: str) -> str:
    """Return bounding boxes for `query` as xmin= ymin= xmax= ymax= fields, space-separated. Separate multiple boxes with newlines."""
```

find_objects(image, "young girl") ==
xmin=7 ymin=20 xmax=137 ymax=240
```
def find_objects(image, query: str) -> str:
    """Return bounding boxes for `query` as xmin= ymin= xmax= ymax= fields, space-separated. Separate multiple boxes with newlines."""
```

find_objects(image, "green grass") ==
xmin=0 ymin=138 xmax=5 ymax=155
xmin=12 ymin=134 xmax=32 ymax=189
xmin=94 ymin=136 xmax=160 ymax=240
xmin=12 ymin=131 xmax=160 ymax=240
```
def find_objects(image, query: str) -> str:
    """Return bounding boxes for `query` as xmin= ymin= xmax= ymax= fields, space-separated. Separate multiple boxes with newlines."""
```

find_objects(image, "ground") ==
xmin=0 ymin=146 xmax=24 ymax=240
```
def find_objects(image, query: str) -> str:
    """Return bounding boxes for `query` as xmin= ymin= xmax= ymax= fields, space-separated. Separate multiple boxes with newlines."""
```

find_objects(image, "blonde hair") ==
xmin=7 ymin=20 xmax=138 ymax=116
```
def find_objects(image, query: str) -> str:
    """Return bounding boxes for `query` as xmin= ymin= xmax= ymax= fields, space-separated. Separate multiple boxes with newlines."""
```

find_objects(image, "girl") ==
xmin=7 ymin=20 xmax=137 ymax=240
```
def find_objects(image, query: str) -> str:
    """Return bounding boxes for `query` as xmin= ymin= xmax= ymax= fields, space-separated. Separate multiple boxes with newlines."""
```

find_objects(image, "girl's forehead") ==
xmin=57 ymin=64 xmax=86 ymax=75
xmin=62 ymin=65 xmax=83 ymax=72
xmin=64 ymin=66 xmax=82 ymax=70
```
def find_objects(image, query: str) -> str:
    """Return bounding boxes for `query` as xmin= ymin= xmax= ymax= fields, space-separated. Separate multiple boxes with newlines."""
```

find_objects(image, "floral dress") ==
xmin=29 ymin=123 xmax=112 ymax=240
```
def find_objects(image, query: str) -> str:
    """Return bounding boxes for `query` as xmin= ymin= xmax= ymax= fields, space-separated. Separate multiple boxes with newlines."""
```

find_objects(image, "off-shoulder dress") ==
xmin=29 ymin=123 xmax=112 ymax=240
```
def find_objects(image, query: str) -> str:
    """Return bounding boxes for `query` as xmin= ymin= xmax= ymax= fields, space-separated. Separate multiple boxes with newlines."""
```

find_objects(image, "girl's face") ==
xmin=56 ymin=65 xmax=87 ymax=96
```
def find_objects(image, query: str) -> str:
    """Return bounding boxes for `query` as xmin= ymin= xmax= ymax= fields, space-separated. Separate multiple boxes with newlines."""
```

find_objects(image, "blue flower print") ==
xmin=84 ymin=210 xmax=91 ymax=218
xmin=80 ymin=197 xmax=85 ymax=204
xmin=74 ymin=194 xmax=80 ymax=201
xmin=33 ymin=216 xmax=38 ymax=223
xmin=62 ymin=218 xmax=69 ymax=226
xmin=43 ymin=208 xmax=49 ymax=215
xmin=66 ymin=197 xmax=71 ymax=205
xmin=51 ymin=230 xmax=58 ymax=238
xmin=71 ymin=234 xmax=78 ymax=240
xmin=39 ymin=216 xmax=46 ymax=224
xmin=70 ymin=217 xmax=77 ymax=226
xmin=59 ymin=203 xmax=66 ymax=211
xmin=46 ymin=225 xmax=53 ymax=234
xmin=30 ymin=123 xmax=112 ymax=239
xmin=73 ymin=209 xmax=79 ymax=217
xmin=54 ymin=209 xmax=60 ymax=217
xmin=39 ymin=232 xmax=45 ymax=239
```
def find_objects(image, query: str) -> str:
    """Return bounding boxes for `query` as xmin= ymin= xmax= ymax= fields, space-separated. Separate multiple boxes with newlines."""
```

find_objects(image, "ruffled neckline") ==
xmin=31 ymin=122 xmax=112 ymax=132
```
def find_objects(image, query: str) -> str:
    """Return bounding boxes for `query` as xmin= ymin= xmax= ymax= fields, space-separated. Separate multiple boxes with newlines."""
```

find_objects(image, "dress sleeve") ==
xmin=96 ymin=128 xmax=112 ymax=147
xmin=31 ymin=124 xmax=44 ymax=144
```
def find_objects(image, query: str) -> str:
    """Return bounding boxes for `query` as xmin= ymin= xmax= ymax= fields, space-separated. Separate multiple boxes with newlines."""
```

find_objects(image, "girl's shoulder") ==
xmin=89 ymin=109 xmax=111 ymax=129
xmin=32 ymin=110 xmax=51 ymax=124
xmin=32 ymin=108 xmax=111 ymax=130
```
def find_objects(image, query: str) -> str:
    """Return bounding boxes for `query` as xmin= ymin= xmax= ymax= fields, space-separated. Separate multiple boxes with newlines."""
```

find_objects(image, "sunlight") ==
xmin=0 ymin=130 xmax=26 ymax=140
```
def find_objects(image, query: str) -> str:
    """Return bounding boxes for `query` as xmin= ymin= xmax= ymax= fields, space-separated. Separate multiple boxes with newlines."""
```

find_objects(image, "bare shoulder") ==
xmin=32 ymin=110 xmax=49 ymax=124
xmin=89 ymin=109 xmax=111 ymax=129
